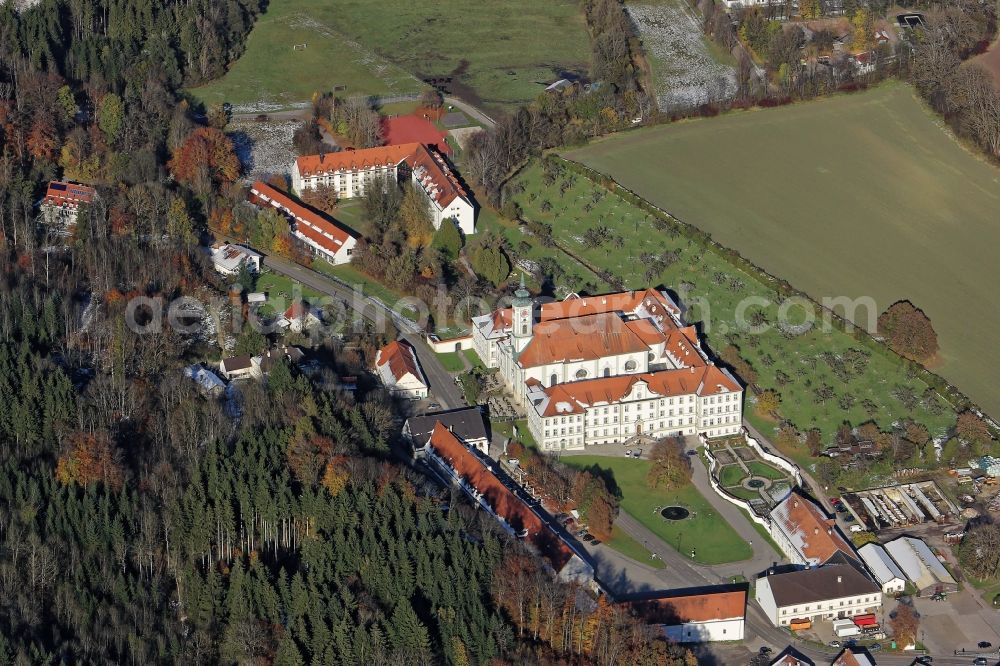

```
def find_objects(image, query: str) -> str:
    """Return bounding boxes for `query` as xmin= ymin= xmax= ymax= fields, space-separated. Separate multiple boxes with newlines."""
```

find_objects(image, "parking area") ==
xmin=911 ymin=588 xmax=1000 ymax=655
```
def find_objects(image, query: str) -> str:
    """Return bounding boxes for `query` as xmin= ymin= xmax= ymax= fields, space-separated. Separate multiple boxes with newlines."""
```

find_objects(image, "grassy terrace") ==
xmin=189 ymin=0 xmax=420 ymax=109
xmin=506 ymin=156 xmax=956 ymax=445
xmin=563 ymin=82 xmax=1000 ymax=421
xmin=190 ymin=0 xmax=590 ymax=111
xmin=606 ymin=525 xmax=666 ymax=570
xmin=563 ymin=456 xmax=751 ymax=565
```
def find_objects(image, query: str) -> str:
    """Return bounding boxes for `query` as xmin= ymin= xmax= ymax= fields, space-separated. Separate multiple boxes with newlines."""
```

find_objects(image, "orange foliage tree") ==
xmin=56 ymin=431 xmax=125 ymax=491
xmin=321 ymin=456 xmax=350 ymax=497
xmin=168 ymin=127 xmax=240 ymax=188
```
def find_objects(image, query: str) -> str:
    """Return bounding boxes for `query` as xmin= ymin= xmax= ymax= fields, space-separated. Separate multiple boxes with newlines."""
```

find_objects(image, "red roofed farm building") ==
xmin=419 ymin=423 xmax=594 ymax=584
xmin=250 ymin=181 xmax=358 ymax=265
xmin=41 ymin=180 xmax=97 ymax=227
xmin=471 ymin=284 xmax=743 ymax=451
xmin=290 ymin=143 xmax=475 ymax=235
xmin=622 ymin=587 xmax=747 ymax=642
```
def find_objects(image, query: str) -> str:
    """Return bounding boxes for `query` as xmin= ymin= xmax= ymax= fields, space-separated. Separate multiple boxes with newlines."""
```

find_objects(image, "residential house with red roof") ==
xmin=621 ymin=586 xmax=747 ymax=642
xmin=290 ymin=143 xmax=475 ymax=235
xmin=40 ymin=180 xmax=97 ymax=227
xmin=471 ymin=283 xmax=743 ymax=451
xmin=420 ymin=423 xmax=593 ymax=584
xmin=250 ymin=181 xmax=358 ymax=265
xmin=375 ymin=340 xmax=428 ymax=399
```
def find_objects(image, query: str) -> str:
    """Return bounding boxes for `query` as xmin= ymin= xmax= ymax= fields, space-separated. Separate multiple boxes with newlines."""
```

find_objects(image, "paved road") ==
xmin=442 ymin=96 xmax=496 ymax=129
xmin=401 ymin=332 xmax=464 ymax=410
xmin=259 ymin=254 xmax=464 ymax=409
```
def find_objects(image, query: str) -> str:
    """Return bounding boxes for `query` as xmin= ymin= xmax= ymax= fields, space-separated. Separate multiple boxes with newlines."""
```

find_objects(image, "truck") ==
xmin=832 ymin=619 xmax=861 ymax=638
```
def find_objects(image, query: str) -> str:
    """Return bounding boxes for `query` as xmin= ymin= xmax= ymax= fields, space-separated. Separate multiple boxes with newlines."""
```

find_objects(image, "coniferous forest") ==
xmin=0 ymin=2 xmax=688 ymax=664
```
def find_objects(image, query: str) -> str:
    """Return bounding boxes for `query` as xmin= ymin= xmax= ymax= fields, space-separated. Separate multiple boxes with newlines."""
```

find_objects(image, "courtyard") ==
xmin=562 ymin=454 xmax=752 ymax=565
xmin=710 ymin=440 xmax=794 ymax=510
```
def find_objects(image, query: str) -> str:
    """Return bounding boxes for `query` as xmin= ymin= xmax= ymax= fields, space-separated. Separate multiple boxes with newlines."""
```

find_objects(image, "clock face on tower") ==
xmin=518 ymin=309 xmax=529 ymax=336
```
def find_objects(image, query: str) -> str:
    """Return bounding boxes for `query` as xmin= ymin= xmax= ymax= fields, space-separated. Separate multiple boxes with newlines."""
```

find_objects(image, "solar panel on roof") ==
xmin=50 ymin=182 xmax=67 ymax=191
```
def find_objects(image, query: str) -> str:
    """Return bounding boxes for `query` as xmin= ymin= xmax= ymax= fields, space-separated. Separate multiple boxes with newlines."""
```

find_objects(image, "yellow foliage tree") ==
xmin=852 ymin=9 xmax=872 ymax=52
xmin=321 ymin=456 xmax=350 ymax=497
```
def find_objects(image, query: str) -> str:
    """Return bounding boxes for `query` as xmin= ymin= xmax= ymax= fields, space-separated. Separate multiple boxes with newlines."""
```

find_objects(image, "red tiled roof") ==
xmin=427 ymin=423 xmax=574 ymax=572
xmin=624 ymin=589 xmax=746 ymax=625
xmin=486 ymin=289 xmax=680 ymax=336
xmin=536 ymin=365 xmax=741 ymax=416
xmin=382 ymin=115 xmax=451 ymax=155
xmin=771 ymin=490 xmax=856 ymax=565
xmin=295 ymin=144 xmax=417 ymax=176
xmin=44 ymin=180 xmax=96 ymax=207
xmin=250 ymin=181 xmax=357 ymax=254
xmin=377 ymin=340 xmax=422 ymax=383
xmin=518 ymin=312 xmax=655 ymax=368
xmin=408 ymin=143 xmax=467 ymax=209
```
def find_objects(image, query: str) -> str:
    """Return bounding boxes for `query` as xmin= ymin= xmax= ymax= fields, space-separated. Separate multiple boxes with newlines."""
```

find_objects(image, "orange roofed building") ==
xmin=419 ymin=423 xmax=594 ymax=584
xmin=621 ymin=587 xmax=747 ymax=642
xmin=375 ymin=340 xmax=428 ymax=399
xmin=41 ymin=180 xmax=97 ymax=227
xmin=290 ymin=143 xmax=475 ymax=235
xmin=768 ymin=490 xmax=858 ymax=567
xmin=471 ymin=283 xmax=743 ymax=452
xmin=250 ymin=181 xmax=358 ymax=265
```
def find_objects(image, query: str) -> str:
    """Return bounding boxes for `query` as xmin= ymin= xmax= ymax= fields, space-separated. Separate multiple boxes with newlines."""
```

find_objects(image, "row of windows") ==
xmin=780 ymin=596 xmax=880 ymax=614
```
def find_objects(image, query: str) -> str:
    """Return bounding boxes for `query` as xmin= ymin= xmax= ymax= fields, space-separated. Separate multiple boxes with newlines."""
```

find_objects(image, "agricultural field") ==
xmin=190 ymin=0 xmax=590 ymax=112
xmin=563 ymin=456 xmax=752 ymax=565
xmin=561 ymin=82 xmax=1000 ymax=420
xmin=505 ymin=154 xmax=957 ymax=446
xmin=626 ymin=0 xmax=736 ymax=111
xmin=189 ymin=0 xmax=421 ymax=111
xmin=326 ymin=0 xmax=590 ymax=110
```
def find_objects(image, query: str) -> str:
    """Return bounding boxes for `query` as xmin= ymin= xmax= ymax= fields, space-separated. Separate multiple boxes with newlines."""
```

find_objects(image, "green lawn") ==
xmin=719 ymin=464 xmax=746 ymax=487
xmin=562 ymin=456 xmax=752 ymax=565
xmin=747 ymin=460 xmax=788 ymax=480
xmin=507 ymin=155 xmax=957 ymax=447
xmin=604 ymin=525 xmax=666 ymax=570
xmin=316 ymin=0 xmax=590 ymax=110
xmin=190 ymin=0 xmax=590 ymax=111
xmin=563 ymin=82 xmax=1000 ymax=422
xmin=462 ymin=348 xmax=484 ymax=370
xmin=188 ymin=0 xmax=421 ymax=109
xmin=256 ymin=269 xmax=322 ymax=306
xmin=435 ymin=351 xmax=466 ymax=373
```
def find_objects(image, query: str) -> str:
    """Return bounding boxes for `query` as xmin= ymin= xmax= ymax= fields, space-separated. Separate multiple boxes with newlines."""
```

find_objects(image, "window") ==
xmin=603 ymin=367 xmax=611 ymax=377
xmin=624 ymin=360 xmax=637 ymax=371
xmin=575 ymin=368 xmax=587 ymax=379
xmin=550 ymin=373 xmax=558 ymax=386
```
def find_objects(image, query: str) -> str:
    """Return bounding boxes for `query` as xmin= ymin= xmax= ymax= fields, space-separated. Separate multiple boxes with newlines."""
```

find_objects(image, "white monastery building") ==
xmin=768 ymin=490 xmax=857 ymax=567
xmin=471 ymin=285 xmax=743 ymax=451
xmin=251 ymin=181 xmax=358 ymax=265
xmin=210 ymin=242 xmax=261 ymax=276
xmin=291 ymin=143 xmax=476 ymax=235
xmin=375 ymin=340 xmax=428 ymax=399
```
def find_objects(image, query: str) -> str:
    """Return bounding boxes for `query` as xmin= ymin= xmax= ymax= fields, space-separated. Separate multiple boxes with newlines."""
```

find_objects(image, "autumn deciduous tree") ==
xmin=956 ymin=410 xmax=992 ymax=445
xmin=587 ymin=494 xmax=615 ymax=542
xmin=755 ymin=389 xmax=781 ymax=418
xmin=169 ymin=127 xmax=240 ymax=191
xmin=321 ymin=457 xmax=350 ymax=497
xmin=56 ymin=431 xmax=125 ymax=490
xmin=889 ymin=602 xmax=920 ymax=647
xmin=646 ymin=437 xmax=691 ymax=490
xmin=877 ymin=300 xmax=939 ymax=363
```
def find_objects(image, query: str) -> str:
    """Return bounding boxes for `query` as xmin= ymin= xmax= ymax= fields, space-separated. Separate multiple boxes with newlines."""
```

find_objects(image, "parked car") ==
xmin=845 ymin=514 xmax=855 ymax=522
xmin=582 ymin=533 xmax=594 ymax=542
xmin=590 ymin=539 xmax=601 ymax=546
xmin=972 ymin=657 xmax=987 ymax=666
xmin=686 ymin=449 xmax=696 ymax=456
xmin=869 ymin=643 xmax=882 ymax=652
xmin=626 ymin=450 xmax=632 ymax=457
xmin=977 ymin=641 xmax=992 ymax=649
xmin=828 ymin=640 xmax=841 ymax=648
xmin=428 ymin=402 xmax=440 ymax=409
xmin=634 ymin=449 xmax=642 ymax=458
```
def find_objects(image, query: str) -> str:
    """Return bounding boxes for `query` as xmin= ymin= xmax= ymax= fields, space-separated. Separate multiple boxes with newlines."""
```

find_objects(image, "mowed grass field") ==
xmin=563 ymin=456 xmax=752 ymax=565
xmin=563 ymin=83 xmax=1000 ymax=419
xmin=190 ymin=0 xmax=590 ymax=111
xmin=326 ymin=0 xmax=590 ymax=109
xmin=189 ymin=0 xmax=420 ymax=110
